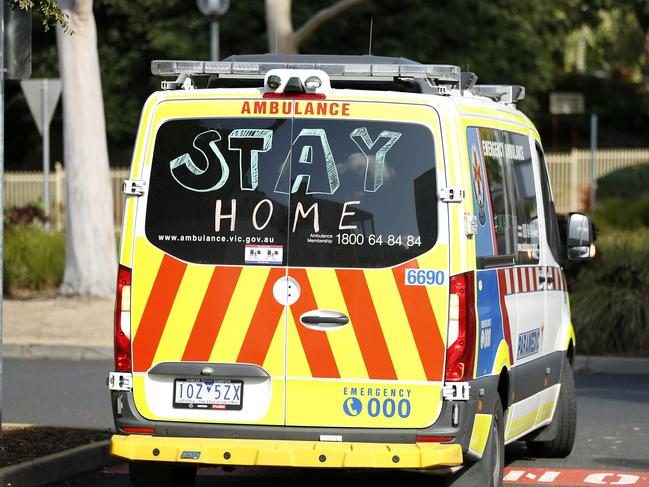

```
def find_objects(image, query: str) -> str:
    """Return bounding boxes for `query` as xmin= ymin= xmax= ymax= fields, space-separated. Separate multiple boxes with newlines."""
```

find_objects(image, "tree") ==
xmin=7 ymin=0 xmax=116 ymax=296
xmin=265 ymin=0 xmax=366 ymax=53
xmin=56 ymin=0 xmax=116 ymax=296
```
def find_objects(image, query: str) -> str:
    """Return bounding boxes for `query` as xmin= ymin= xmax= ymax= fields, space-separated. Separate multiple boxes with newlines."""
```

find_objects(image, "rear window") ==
xmin=146 ymin=116 xmax=437 ymax=268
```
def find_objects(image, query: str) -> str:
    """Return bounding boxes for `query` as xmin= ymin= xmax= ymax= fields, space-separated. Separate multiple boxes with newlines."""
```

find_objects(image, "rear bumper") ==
xmin=111 ymin=434 xmax=463 ymax=469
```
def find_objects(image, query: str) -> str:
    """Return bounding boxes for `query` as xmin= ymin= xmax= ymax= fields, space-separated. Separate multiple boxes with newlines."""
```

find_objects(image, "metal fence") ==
xmin=546 ymin=148 xmax=649 ymax=214
xmin=4 ymin=148 xmax=649 ymax=230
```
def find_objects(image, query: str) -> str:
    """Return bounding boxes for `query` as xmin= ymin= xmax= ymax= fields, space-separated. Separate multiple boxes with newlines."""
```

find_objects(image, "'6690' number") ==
xmin=405 ymin=269 xmax=446 ymax=286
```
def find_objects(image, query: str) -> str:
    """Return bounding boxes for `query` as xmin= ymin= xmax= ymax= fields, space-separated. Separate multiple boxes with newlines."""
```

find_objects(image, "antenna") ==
xmin=368 ymin=17 xmax=374 ymax=56
xmin=274 ymin=17 xmax=278 ymax=53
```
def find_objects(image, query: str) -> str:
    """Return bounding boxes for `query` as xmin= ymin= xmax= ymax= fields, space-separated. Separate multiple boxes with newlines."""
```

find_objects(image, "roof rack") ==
xmin=149 ymin=56 xmax=526 ymax=105
xmin=472 ymin=84 xmax=525 ymax=104
xmin=151 ymin=59 xmax=461 ymax=85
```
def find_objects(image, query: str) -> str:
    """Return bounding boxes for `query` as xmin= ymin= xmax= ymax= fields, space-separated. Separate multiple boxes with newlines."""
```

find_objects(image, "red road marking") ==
xmin=505 ymin=468 xmax=649 ymax=486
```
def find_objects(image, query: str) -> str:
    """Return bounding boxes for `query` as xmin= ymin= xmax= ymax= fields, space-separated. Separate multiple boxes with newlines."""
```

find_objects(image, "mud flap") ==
xmin=445 ymin=398 xmax=504 ymax=487
xmin=444 ymin=443 xmax=495 ymax=486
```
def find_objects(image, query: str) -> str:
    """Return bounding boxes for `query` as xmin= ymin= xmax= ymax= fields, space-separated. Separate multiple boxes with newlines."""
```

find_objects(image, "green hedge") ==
xmin=570 ymin=228 xmax=649 ymax=356
xmin=597 ymin=164 xmax=649 ymax=201
xmin=3 ymin=226 xmax=65 ymax=294
xmin=594 ymin=194 xmax=649 ymax=230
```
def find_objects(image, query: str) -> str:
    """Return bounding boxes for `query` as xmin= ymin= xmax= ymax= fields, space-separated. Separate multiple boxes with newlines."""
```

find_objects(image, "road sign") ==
xmin=20 ymin=79 xmax=62 ymax=231
xmin=549 ymin=92 xmax=585 ymax=115
xmin=20 ymin=78 xmax=61 ymax=135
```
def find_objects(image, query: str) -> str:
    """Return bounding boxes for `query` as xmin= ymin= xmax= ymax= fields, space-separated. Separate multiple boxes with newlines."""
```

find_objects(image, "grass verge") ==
xmin=3 ymin=226 xmax=65 ymax=295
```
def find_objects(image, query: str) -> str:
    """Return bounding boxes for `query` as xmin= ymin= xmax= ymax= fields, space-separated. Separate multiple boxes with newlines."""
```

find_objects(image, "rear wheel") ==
xmin=446 ymin=397 xmax=504 ymax=487
xmin=129 ymin=461 xmax=197 ymax=487
xmin=526 ymin=359 xmax=577 ymax=457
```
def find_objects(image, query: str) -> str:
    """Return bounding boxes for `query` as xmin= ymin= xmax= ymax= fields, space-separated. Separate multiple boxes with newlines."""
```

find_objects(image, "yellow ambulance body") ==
xmin=109 ymin=55 xmax=592 ymax=487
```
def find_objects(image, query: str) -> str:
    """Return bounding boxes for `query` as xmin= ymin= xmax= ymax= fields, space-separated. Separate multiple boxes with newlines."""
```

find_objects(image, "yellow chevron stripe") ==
xmin=365 ymin=270 xmax=426 ymax=381
xmin=132 ymin=93 xmax=159 ymax=175
xmin=152 ymin=264 xmax=213 ymax=365
xmin=208 ymin=267 xmax=270 ymax=363
xmin=286 ymin=311 xmax=311 ymax=377
xmin=307 ymin=268 xmax=368 ymax=380
xmin=119 ymin=198 xmax=136 ymax=267
xmin=131 ymin=238 xmax=165 ymax=338
xmin=417 ymin=246 xmax=449 ymax=346
xmin=262 ymin=312 xmax=286 ymax=378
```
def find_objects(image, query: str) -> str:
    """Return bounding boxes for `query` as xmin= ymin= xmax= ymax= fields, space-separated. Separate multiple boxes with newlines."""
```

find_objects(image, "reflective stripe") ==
xmin=512 ymin=267 xmax=519 ymax=293
xmin=519 ymin=268 xmax=527 ymax=293
xmin=132 ymin=255 xmax=186 ymax=372
xmin=237 ymin=267 xmax=286 ymax=367
xmin=468 ymin=413 xmax=492 ymax=457
xmin=497 ymin=269 xmax=514 ymax=365
xmin=392 ymin=263 xmax=444 ymax=381
xmin=289 ymin=268 xmax=340 ymax=379
xmin=336 ymin=269 xmax=397 ymax=380
xmin=181 ymin=266 xmax=242 ymax=361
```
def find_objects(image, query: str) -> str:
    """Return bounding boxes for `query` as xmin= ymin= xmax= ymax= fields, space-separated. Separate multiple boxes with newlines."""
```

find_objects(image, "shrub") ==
xmin=597 ymin=164 xmax=649 ymax=200
xmin=4 ymin=202 xmax=48 ymax=227
xmin=593 ymin=194 xmax=649 ymax=230
xmin=570 ymin=228 xmax=649 ymax=356
xmin=3 ymin=226 xmax=65 ymax=295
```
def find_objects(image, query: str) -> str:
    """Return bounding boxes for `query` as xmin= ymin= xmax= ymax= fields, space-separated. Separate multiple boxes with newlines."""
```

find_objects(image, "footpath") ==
xmin=3 ymin=296 xmax=114 ymax=360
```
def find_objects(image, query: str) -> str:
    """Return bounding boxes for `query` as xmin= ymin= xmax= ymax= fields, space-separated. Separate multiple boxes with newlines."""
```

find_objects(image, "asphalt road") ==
xmin=3 ymin=359 xmax=649 ymax=485
xmin=2 ymin=358 xmax=114 ymax=429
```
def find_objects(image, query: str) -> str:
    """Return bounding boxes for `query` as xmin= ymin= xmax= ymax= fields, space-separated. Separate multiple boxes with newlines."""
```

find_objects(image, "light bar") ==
xmin=151 ymin=60 xmax=461 ymax=83
xmin=473 ymin=85 xmax=526 ymax=103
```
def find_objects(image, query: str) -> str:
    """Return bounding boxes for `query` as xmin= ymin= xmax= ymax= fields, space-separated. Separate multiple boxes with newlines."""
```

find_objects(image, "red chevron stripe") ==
xmin=237 ymin=267 xmax=286 ymax=367
xmin=392 ymin=263 xmax=444 ymax=381
xmin=336 ymin=269 xmax=397 ymax=380
xmin=181 ymin=266 xmax=243 ymax=362
xmin=289 ymin=269 xmax=340 ymax=379
xmin=497 ymin=269 xmax=514 ymax=365
xmin=132 ymin=255 xmax=187 ymax=372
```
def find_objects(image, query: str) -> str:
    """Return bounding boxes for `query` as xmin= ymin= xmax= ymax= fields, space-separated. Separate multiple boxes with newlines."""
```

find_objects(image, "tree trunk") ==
xmin=265 ymin=0 xmax=297 ymax=53
xmin=265 ymin=0 xmax=366 ymax=54
xmin=56 ymin=0 xmax=117 ymax=296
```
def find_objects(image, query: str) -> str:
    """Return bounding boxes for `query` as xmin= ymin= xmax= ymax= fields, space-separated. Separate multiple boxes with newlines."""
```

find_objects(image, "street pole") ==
xmin=0 ymin=0 xmax=5 ymax=429
xmin=590 ymin=113 xmax=598 ymax=212
xmin=210 ymin=20 xmax=219 ymax=61
xmin=41 ymin=79 xmax=50 ymax=230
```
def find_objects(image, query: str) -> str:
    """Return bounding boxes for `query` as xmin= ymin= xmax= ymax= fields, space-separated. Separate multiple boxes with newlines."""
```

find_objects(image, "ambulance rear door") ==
xmin=129 ymin=96 xmax=293 ymax=426
xmin=283 ymin=99 xmax=450 ymax=429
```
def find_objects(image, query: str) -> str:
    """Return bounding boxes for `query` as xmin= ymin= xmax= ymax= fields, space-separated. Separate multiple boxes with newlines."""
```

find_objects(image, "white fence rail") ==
xmin=546 ymin=148 xmax=649 ymax=214
xmin=4 ymin=163 xmax=129 ymax=231
xmin=4 ymin=149 xmax=649 ymax=230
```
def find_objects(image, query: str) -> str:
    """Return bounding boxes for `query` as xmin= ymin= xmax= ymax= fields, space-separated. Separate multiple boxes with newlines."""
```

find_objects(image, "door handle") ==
xmin=300 ymin=310 xmax=349 ymax=330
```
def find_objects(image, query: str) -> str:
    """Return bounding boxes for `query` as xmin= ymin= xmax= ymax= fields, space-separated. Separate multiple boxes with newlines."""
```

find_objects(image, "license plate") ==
xmin=173 ymin=378 xmax=243 ymax=410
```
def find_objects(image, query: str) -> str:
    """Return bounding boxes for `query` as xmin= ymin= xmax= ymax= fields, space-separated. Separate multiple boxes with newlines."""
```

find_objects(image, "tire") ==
xmin=446 ymin=397 xmax=504 ymax=487
xmin=129 ymin=461 xmax=197 ymax=487
xmin=526 ymin=359 xmax=577 ymax=458
xmin=488 ymin=397 xmax=505 ymax=487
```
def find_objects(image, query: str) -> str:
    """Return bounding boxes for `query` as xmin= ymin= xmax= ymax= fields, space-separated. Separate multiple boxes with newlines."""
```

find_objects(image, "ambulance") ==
xmin=108 ymin=54 xmax=594 ymax=487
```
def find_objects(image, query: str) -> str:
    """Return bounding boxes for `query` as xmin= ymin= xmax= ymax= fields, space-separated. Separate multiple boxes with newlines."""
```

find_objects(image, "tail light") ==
xmin=416 ymin=436 xmax=454 ymax=443
xmin=114 ymin=265 xmax=132 ymax=372
xmin=445 ymin=271 xmax=476 ymax=381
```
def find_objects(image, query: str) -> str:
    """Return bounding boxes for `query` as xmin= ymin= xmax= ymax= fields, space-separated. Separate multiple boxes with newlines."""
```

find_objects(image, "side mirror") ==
xmin=566 ymin=213 xmax=594 ymax=261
